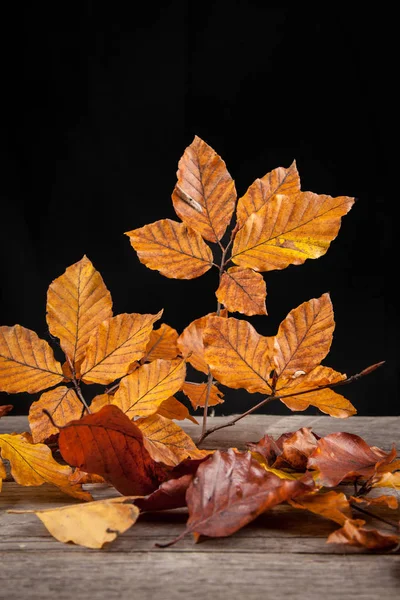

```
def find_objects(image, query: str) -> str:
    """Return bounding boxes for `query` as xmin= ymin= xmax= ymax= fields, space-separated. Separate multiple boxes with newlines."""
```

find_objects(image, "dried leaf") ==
xmin=0 ymin=325 xmax=63 ymax=393
xmin=0 ymin=404 xmax=13 ymax=418
xmin=156 ymin=396 xmax=199 ymax=424
xmin=273 ymin=428 xmax=319 ymax=471
xmin=203 ymin=316 xmax=275 ymax=393
xmin=80 ymin=311 xmax=162 ymax=385
xmin=68 ymin=469 xmax=106 ymax=485
xmin=307 ymin=433 xmax=398 ymax=487
xmin=171 ymin=135 xmax=237 ymax=243
xmin=372 ymin=471 xmax=400 ymax=490
xmin=90 ymin=393 xmax=113 ymax=412
xmin=177 ymin=314 xmax=213 ymax=374
xmin=58 ymin=405 xmax=168 ymax=496
xmin=246 ymin=434 xmax=281 ymax=466
xmin=136 ymin=414 xmax=207 ymax=466
xmin=126 ymin=219 xmax=213 ymax=279
xmin=144 ymin=324 xmax=180 ymax=362
xmin=135 ymin=474 xmax=194 ymax=512
xmin=236 ymin=161 xmax=300 ymax=227
xmin=46 ymin=256 xmax=113 ymax=368
xmin=0 ymin=433 xmax=91 ymax=501
xmin=216 ymin=267 xmax=267 ymax=316
xmin=350 ymin=495 xmax=399 ymax=510
xmin=111 ymin=358 xmax=186 ymax=419
xmin=290 ymin=490 xmax=353 ymax=525
xmin=231 ymin=191 xmax=355 ymax=272
xmin=28 ymin=386 xmax=83 ymax=443
xmin=0 ymin=457 xmax=6 ymax=491
xmin=327 ymin=519 xmax=399 ymax=550
xmin=182 ymin=382 xmax=224 ymax=410
xmin=13 ymin=498 xmax=140 ymax=549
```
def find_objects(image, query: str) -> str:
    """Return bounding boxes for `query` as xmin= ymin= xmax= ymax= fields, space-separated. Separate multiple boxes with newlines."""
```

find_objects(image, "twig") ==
xmin=349 ymin=502 xmax=400 ymax=531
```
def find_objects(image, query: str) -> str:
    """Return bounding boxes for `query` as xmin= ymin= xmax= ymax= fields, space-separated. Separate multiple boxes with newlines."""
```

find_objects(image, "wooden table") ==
xmin=1 ymin=415 xmax=399 ymax=600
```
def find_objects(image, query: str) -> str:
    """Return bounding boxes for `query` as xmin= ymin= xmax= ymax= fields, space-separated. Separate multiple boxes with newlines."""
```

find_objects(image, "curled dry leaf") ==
xmin=273 ymin=428 xmax=319 ymax=471
xmin=80 ymin=311 xmax=162 ymax=385
xmin=28 ymin=386 xmax=83 ymax=443
xmin=350 ymin=495 xmax=399 ymax=510
xmin=290 ymin=490 xmax=353 ymax=525
xmin=216 ymin=267 xmax=267 ymax=316
xmin=327 ymin=518 xmax=400 ymax=550
xmin=0 ymin=325 xmax=64 ymax=394
xmin=182 ymin=382 xmax=224 ymax=410
xmin=231 ymin=191 xmax=355 ymax=272
xmin=0 ymin=432 xmax=91 ymax=501
xmin=144 ymin=324 xmax=180 ymax=362
xmin=135 ymin=474 xmax=194 ymax=512
xmin=0 ymin=404 xmax=13 ymax=418
xmin=156 ymin=396 xmax=199 ymax=424
xmin=171 ymin=135 xmax=237 ymax=243
xmin=125 ymin=219 xmax=213 ymax=280
xmin=46 ymin=255 xmax=113 ymax=369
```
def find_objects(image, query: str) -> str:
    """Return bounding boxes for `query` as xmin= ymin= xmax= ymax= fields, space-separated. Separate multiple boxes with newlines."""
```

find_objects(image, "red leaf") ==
xmin=247 ymin=427 xmax=319 ymax=471
xmin=135 ymin=474 xmax=194 ymax=512
xmin=0 ymin=405 xmax=13 ymax=418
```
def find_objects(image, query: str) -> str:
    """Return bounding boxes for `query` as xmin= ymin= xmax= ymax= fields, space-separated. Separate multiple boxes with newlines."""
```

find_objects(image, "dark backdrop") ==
xmin=1 ymin=2 xmax=397 ymax=416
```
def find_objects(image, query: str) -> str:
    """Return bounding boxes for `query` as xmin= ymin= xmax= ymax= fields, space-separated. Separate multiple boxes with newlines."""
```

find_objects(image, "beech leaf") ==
xmin=182 ymin=382 xmax=224 ymax=410
xmin=290 ymin=490 xmax=353 ymax=525
xmin=327 ymin=519 xmax=400 ymax=550
xmin=135 ymin=474 xmax=194 ymax=512
xmin=28 ymin=386 xmax=83 ymax=443
xmin=143 ymin=324 xmax=180 ymax=362
xmin=216 ymin=267 xmax=267 ymax=316
xmin=177 ymin=313 xmax=214 ymax=375
xmin=0 ymin=404 xmax=13 ymax=418
xmin=156 ymin=396 xmax=199 ymax=424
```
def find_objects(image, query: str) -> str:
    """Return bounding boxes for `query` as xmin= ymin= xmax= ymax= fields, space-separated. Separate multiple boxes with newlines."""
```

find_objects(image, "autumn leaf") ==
xmin=12 ymin=497 xmax=140 ymax=549
xmin=135 ymin=474 xmax=194 ymax=512
xmin=125 ymin=219 xmax=213 ymax=280
xmin=307 ymin=432 xmax=398 ymax=487
xmin=327 ymin=519 xmax=399 ymax=550
xmin=272 ymin=428 xmax=319 ymax=471
xmin=0 ymin=457 xmax=6 ymax=491
xmin=68 ymin=469 xmax=106 ymax=485
xmin=0 ymin=432 xmax=91 ymax=501
xmin=90 ymin=393 xmax=113 ymax=412
xmin=156 ymin=396 xmax=199 ymax=424
xmin=372 ymin=471 xmax=400 ymax=490
xmin=46 ymin=256 xmax=113 ymax=369
xmin=177 ymin=313 xmax=214 ymax=374
xmin=28 ymin=386 xmax=83 ymax=443
xmin=203 ymin=316 xmax=275 ymax=393
xmin=136 ymin=413 xmax=207 ymax=466
xmin=0 ymin=325 xmax=63 ymax=394
xmin=0 ymin=404 xmax=13 ymax=418
xmin=231 ymin=191 xmax=355 ymax=272
xmin=182 ymin=382 xmax=224 ymax=410
xmin=80 ymin=311 xmax=162 ymax=385
xmin=350 ymin=495 xmax=399 ymax=510
xmin=216 ymin=267 xmax=267 ymax=316
xmin=236 ymin=161 xmax=300 ymax=227
xmin=246 ymin=434 xmax=281 ymax=466
xmin=111 ymin=358 xmax=186 ymax=419
xmin=143 ymin=324 xmax=180 ymax=362
xmin=58 ymin=405 xmax=167 ymax=496
xmin=290 ymin=490 xmax=353 ymax=525
xmin=171 ymin=135 xmax=237 ymax=243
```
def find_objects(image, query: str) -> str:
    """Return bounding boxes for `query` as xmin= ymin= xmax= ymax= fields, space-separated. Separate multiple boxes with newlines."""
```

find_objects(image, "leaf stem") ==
xmin=66 ymin=355 xmax=91 ymax=414
xmin=349 ymin=502 xmax=400 ymax=531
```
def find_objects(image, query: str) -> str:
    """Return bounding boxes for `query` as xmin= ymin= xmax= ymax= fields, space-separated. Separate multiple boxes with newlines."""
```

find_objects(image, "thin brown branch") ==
xmin=349 ymin=502 xmax=400 ymax=531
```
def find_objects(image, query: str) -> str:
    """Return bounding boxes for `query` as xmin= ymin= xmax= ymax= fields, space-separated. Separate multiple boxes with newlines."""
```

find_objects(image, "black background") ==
xmin=1 ymin=2 xmax=397 ymax=417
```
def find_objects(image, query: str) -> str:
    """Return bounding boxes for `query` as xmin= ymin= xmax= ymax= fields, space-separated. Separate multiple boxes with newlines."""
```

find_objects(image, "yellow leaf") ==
xmin=0 ymin=325 xmax=63 ymax=394
xmin=90 ymin=393 xmax=113 ymax=412
xmin=80 ymin=311 xmax=162 ymax=385
xmin=372 ymin=471 xmax=400 ymax=490
xmin=0 ymin=433 xmax=91 ymax=501
xmin=290 ymin=490 xmax=352 ymax=525
xmin=273 ymin=294 xmax=335 ymax=378
xmin=236 ymin=161 xmax=300 ymax=227
xmin=171 ymin=135 xmax=237 ymax=243
xmin=125 ymin=219 xmax=213 ymax=279
xmin=216 ymin=267 xmax=267 ymax=316
xmin=182 ymin=382 xmax=224 ymax=410
xmin=156 ymin=396 xmax=199 ymax=424
xmin=232 ymin=191 xmax=355 ymax=272
xmin=136 ymin=414 xmax=207 ymax=466
xmin=144 ymin=323 xmax=180 ymax=362
xmin=0 ymin=457 xmax=6 ymax=492
xmin=46 ymin=256 xmax=113 ymax=368
xmin=203 ymin=316 xmax=275 ymax=393
xmin=112 ymin=358 xmax=186 ymax=418
xmin=177 ymin=313 xmax=214 ymax=375
xmin=28 ymin=386 xmax=84 ymax=443
xmin=252 ymin=453 xmax=303 ymax=481
xmin=12 ymin=497 xmax=140 ymax=549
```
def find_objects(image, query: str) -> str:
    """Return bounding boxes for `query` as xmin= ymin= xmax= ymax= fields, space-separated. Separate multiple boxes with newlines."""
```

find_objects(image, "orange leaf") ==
xmin=372 ymin=471 xmax=400 ymax=490
xmin=203 ymin=316 xmax=275 ymax=393
xmin=0 ymin=404 xmax=13 ymax=418
xmin=156 ymin=396 xmax=199 ymax=424
xmin=177 ymin=313 xmax=214 ymax=374
xmin=58 ymin=405 xmax=167 ymax=496
xmin=236 ymin=161 xmax=300 ymax=227
xmin=29 ymin=386 xmax=84 ymax=443
xmin=0 ymin=325 xmax=63 ymax=393
xmin=231 ymin=191 xmax=354 ymax=272
xmin=273 ymin=294 xmax=335 ymax=379
xmin=136 ymin=414 xmax=207 ymax=466
xmin=144 ymin=324 xmax=180 ymax=362
xmin=125 ymin=219 xmax=213 ymax=279
xmin=216 ymin=267 xmax=267 ymax=316
xmin=171 ymin=135 xmax=237 ymax=243
xmin=0 ymin=432 xmax=91 ymax=501
xmin=111 ymin=358 xmax=186 ymax=418
xmin=327 ymin=519 xmax=399 ymax=550
xmin=46 ymin=256 xmax=113 ymax=368
xmin=90 ymin=393 xmax=113 ymax=412
xmin=350 ymin=495 xmax=399 ymax=510
xmin=290 ymin=490 xmax=352 ymax=525
xmin=80 ymin=311 xmax=162 ymax=385
xmin=182 ymin=382 xmax=224 ymax=410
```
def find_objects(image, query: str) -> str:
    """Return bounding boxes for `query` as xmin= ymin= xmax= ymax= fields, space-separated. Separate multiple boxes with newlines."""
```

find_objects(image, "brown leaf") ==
xmin=231 ymin=191 xmax=354 ymax=272
xmin=46 ymin=256 xmax=113 ymax=368
xmin=111 ymin=358 xmax=186 ymax=419
xmin=80 ymin=311 xmax=162 ymax=385
xmin=58 ymin=405 xmax=167 ymax=496
xmin=203 ymin=316 xmax=275 ymax=393
xmin=350 ymin=495 xmax=399 ymax=510
xmin=68 ymin=469 xmax=106 ymax=485
xmin=144 ymin=324 xmax=180 ymax=362
xmin=246 ymin=434 xmax=281 ymax=466
xmin=136 ymin=414 xmax=207 ymax=466
xmin=372 ymin=471 xmax=400 ymax=490
xmin=135 ymin=474 xmax=194 ymax=512
xmin=0 ymin=404 xmax=13 ymax=418
xmin=171 ymin=135 xmax=237 ymax=243
xmin=273 ymin=428 xmax=319 ymax=471
xmin=0 ymin=325 xmax=64 ymax=394
xmin=290 ymin=490 xmax=353 ymax=525
xmin=125 ymin=219 xmax=213 ymax=279
xmin=177 ymin=313 xmax=214 ymax=374
xmin=182 ymin=382 xmax=224 ymax=410
xmin=0 ymin=432 xmax=91 ymax=501
xmin=216 ymin=267 xmax=267 ymax=316
xmin=307 ymin=432 xmax=398 ymax=487
xmin=90 ymin=393 xmax=113 ymax=412
xmin=28 ymin=386 xmax=83 ymax=443
xmin=236 ymin=161 xmax=300 ymax=228
xmin=327 ymin=518 xmax=399 ymax=550
xmin=156 ymin=396 xmax=199 ymax=424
